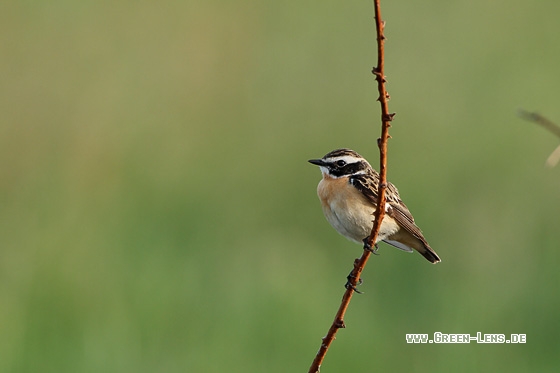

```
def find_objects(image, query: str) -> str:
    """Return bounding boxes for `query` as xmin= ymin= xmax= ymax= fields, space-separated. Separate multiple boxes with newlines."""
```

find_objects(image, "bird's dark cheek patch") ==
xmin=330 ymin=168 xmax=346 ymax=178
xmin=341 ymin=162 xmax=365 ymax=175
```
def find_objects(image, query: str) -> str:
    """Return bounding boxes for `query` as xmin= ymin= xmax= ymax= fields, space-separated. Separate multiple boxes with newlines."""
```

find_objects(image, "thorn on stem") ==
xmin=382 ymin=113 xmax=396 ymax=122
xmin=371 ymin=67 xmax=387 ymax=83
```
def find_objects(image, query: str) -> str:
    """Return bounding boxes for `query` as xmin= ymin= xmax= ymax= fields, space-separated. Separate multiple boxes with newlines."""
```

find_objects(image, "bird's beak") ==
xmin=308 ymin=158 xmax=327 ymax=167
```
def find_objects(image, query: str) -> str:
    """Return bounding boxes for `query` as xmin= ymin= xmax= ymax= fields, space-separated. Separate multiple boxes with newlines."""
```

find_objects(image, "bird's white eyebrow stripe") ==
xmin=326 ymin=155 xmax=363 ymax=164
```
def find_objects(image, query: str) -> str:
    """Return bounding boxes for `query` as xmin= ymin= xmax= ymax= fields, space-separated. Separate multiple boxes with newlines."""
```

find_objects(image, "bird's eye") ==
xmin=336 ymin=160 xmax=346 ymax=167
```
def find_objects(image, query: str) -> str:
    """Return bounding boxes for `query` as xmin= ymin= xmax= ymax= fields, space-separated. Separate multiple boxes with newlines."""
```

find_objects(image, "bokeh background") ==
xmin=1 ymin=1 xmax=559 ymax=372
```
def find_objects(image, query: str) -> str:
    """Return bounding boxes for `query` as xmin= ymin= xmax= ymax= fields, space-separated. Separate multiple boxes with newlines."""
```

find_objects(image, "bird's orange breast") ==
xmin=317 ymin=175 xmax=368 ymax=209
xmin=316 ymin=174 xmax=378 ymax=243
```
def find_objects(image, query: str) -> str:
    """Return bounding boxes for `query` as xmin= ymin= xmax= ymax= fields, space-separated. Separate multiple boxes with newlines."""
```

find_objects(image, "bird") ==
xmin=309 ymin=148 xmax=441 ymax=264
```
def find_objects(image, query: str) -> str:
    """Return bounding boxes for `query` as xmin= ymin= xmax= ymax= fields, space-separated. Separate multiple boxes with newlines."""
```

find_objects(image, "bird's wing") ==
xmin=349 ymin=173 xmax=380 ymax=204
xmin=386 ymin=200 xmax=429 ymax=244
xmin=350 ymin=173 xmax=428 ymax=243
xmin=349 ymin=172 xmax=401 ymax=206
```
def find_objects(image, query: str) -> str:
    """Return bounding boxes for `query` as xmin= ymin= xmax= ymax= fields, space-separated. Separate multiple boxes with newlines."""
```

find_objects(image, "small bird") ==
xmin=309 ymin=148 xmax=440 ymax=263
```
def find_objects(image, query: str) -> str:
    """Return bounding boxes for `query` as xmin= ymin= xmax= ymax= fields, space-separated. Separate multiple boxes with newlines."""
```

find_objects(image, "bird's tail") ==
xmin=383 ymin=238 xmax=441 ymax=263
xmin=420 ymin=247 xmax=440 ymax=263
xmin=418 ymin=241 xmax=441 ymax=264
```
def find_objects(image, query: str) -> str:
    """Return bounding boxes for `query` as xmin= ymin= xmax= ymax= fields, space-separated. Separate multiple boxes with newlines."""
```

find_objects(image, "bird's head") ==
xmin=308 ymin=148 xmax=372 ymax=178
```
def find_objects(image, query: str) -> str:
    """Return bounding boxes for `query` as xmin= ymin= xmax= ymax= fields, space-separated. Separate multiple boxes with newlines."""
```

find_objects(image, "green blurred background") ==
xmin=1 ymin=1 xmax=559 ymax=372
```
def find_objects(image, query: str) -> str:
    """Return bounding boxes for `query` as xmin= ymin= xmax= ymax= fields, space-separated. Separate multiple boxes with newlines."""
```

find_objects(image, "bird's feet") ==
xmin=345 ymin=272 xmax=363 ymax=294
xmin=362 ymin=238 xmax=380 ymax=255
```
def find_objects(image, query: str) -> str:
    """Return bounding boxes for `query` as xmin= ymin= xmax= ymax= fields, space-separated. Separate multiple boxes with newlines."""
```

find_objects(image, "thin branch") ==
xmin=546 ymin=145 xmax=560 ymax=168
xmin=518 ymin=109 xmax=560 ymax=167
xmin=518 ymin=109 xmax=560 ymax=139
xmin=367 ymin=0 xmax=394 ymax=250
xmin=307 ymin=1 xmax=393 ymax=372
